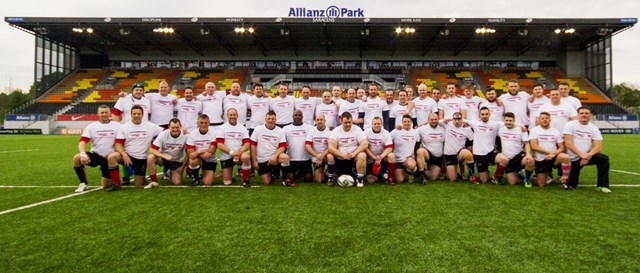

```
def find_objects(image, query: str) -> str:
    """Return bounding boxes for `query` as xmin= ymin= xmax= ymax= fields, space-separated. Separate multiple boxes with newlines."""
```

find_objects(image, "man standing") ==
xmin=328 ymin=112 xmax=368 ymax=187
xmin=283 ymin=110 xmax=315 ymax=183
xmin=223 ymin=82 xmax=249 ymax=126
xmin=461 ymin=84 xmax=485 ymax=122
xmin=363 ymin=83 xmax=390 ymax=130
xmin=186 ymin=114 xmax=218 ymax=186
xmin=147 ymin=81 xmax=177 ymax=128
xmin=270 ymin=83 xmax=296 ymax=128
xmin=338 ymin=88 xmax=365 ymax=128
xmin=438 ymin=83 xmax=467 ymax=121
xmin=112 ymin=82 xmax=151 ymax=123
xmin=216 ymin=108 xmax=252 ymax=187
xmin=315 ymin=91 xmax=339 ymax=130
xmin=294 ymin=85 xmax=319 ymax=126
xmin=146 ymin=118 xmax=187 ymax=188
xmin=558 ymin=82 xmax=582 ymax=110
xmin=492 ymin=112 xmax=535 ymax=187
xmin=331 ymin=85 xmax=344 ymax=106
xmin=198 ymin=82 xmax=225 ymax=129
xmin=175 ymin=86 xmax=202 ymax=132
xmin=389 ymin=90 xmax=417 ymax=131
xmin=527 ymin=83 xmax=551 ymax=129
xmin=480 ymin=88 xmax=504 ymax=122
xmin=389 ymin=115 xmax=420 ymax=183
xmin=247 ymin=83 xmax=272 ymax=136
xmin=563 ymin=106 xmax=610 ymax=192
xmin=412 ymin=83 xmax=438 ymax=127
xmin=364 ymin=117 xmax=396 ymax=185
xmin=250 ymin=111 xmax=294 ymax=186
xmin=305 ymin=114 xmax=336 ymax=184
xmin=535 ymin=89 xmax=577 ymax=133
xmin=498 ymin=80 xmax=530 ymax=126
xmin=107 ymin=105 xmax=163 ymax=191
xmin=529 ymin=112 xmax=572 ymax=188
xmin=72 ymin=105 xmax=120 ymax=192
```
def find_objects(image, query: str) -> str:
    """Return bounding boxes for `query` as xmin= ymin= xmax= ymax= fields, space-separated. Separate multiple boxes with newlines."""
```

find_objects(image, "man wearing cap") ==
xmin=112 ymin=82 xmax=151 ymax=124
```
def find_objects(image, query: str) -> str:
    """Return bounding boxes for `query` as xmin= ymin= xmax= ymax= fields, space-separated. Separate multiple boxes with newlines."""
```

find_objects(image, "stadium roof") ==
xmin=5 ymin=17 xmax=637 ymax=58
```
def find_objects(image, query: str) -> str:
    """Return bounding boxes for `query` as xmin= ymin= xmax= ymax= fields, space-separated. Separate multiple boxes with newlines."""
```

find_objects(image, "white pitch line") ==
xmin=0 ymin=188 xmax=101 ymax=216
xmin=0 ymin=149 xmax=40 ymax=154
xmin=612 ymin=169 xmax=640 ymax=176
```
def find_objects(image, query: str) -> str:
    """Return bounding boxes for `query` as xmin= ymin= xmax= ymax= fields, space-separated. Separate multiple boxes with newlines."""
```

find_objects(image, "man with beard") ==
xmin=464 ymin=107 xmax=503 ymax=184
xmin=529 ymin=112 xmax=572 ymax=188
xmin=363 ymin=83 xmax=390 ymax=130
xmin=416 ymin=113 xmax=446 ymax=182
xmin=492 ymin=112 xmax=535 ymax=187
xmin=175 ymin=86 xmax=202 ymax=132
xmin=480 ymin=88 xmax=504 ymax=122
xmin=498 ymin=80 xmax=530 ymax=127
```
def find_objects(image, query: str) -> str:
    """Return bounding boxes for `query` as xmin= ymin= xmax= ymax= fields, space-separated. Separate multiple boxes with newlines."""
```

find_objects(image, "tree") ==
xmin=0 ymin=89 xmax=31 ymax=123
xmin=611 ymin=83 xmax=640 ymax=115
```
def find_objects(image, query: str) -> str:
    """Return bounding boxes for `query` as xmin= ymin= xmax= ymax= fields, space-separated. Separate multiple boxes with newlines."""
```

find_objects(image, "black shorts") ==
xmin=535 ymin=157 xmax=557 ymax=174
xmin=161 ymin=159 xmax=183 ymax=171
xmin=444 ymin=154 xmax=459 ymax=166
xmin=221 ymin=158 xmax=239 ymax=169
xmin=86 ymin=152 xmax=110 ymax=178
xmin=474 ymin=152 xmax=497 ymax=173
xmin=289 ymin=160 xmax=312 ymax=175
xmin=202 ymin=161 xmax=217 ymax=171
xmin=427 ymin=150 xmax=443 ymax=168
xmin=335 ymin=159 xmax=356 ymax=176
xmin=505 ymin=152 xmax=526 ymax=173
xmin=129 ymin=156 xmax=147 ymax=176
xmin=257 ymin=161 xmax=278 ymax=176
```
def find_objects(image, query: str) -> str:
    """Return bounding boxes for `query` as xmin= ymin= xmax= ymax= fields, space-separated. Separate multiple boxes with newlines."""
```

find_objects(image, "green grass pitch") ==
xmin=0 ymin=135 xmax=639 ymax=272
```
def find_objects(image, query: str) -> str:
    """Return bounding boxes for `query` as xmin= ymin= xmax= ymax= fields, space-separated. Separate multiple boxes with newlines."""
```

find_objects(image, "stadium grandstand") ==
xmin=3 ymin=16 xmax=637 ymax=133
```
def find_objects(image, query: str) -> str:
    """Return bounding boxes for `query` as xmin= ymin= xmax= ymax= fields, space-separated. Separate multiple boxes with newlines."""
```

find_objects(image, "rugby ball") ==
xmin=337 ymin=174 xmax=355 ymax=187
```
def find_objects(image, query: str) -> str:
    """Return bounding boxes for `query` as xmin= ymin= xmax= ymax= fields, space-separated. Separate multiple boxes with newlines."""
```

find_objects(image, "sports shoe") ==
xmin=106 ymin=184 xmax=121 ymax=192
xmin=517 ymin=170 xmax=526 ymax=181
xmin=388 ymin=178 xmax=396 ymax=186
xmin=121 ymin=177 xmax=131 ymax=186
xmin=327 ymin=177 xmax=334 ymax=186
xmin=596 ymin=187 xmax=612 ymax=193
xmin=356 ymin=180 xmax=364 ymax=188
xmin=407 ymin=174 xmax=415 ymax=184
xmin=490 ymin=177 xmax=501 ymax=185
xmin=144 ymin=182 xmax=159 ymax=189
xmin=75 ymin=183 xmax=89 ymax=193
xmin=562 ymin=183 xmax=573 ymax=190
xmin=191 ymin=179 xmax=201 ymax=187
xmin=243 ymin=180 xmax=251 ymax=188
xmin=162 ymin=171 xmax=170 ymax=180
xmin=523 ymin=178 xmax=532 ymax=188
xmin=282 ymin=179 xmax=296 ymax=187
xmin=470 ymin=176 xmax=479 ymax=185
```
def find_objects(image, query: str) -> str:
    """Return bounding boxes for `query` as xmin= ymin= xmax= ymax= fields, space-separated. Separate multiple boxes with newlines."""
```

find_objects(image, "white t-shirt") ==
xmin=329 ymin=125 xmax=366 ymax=154
xmin=151 ymin=129 xmax=187 ymax=162
xmin=175 ymin=98 xmax=202 ymax=131
xmin=561 ymin=96 xmax=582 ymax=110
xmin=562 ymin=120 xmax=602 ymax=161
xmin=466 ymin=120 xmax=503 ymax=156
xmin=147 ymin=93 xmax=177 ymax=126
xmin=535 ymin=102 xmax=577 ymax=133
xmin=80 ymin=120 xmax=121 ymax=158
xmin=438 ymin=97 xmax=467 ymax=120
xmin=479 ymin=100 xmax=504 ymax=122
xmin=247 ymin=95 xmax=272 ymax=129
xmin=527 ymin=96 xmax=551 ymax=128
xmin=197 ymin=91 xmax=226 ymax=124
xmin=270 ymin=96 xmax=296 ymax=125
xmin=295 ymin=97 xmax=320 ymax=125
xmin=412 ymin=96 xmax=438 ymax=126
xmin=499 ymin=91 xmax=530 ymax=126
xmin=390 ymin=128 xmax=420 ymax=162
xmin=113 ymin=94 xmax=151 ymax=124
xmin=529 ymin=126 xmax=563 ymax=162
xmin=498 ymin=126 xmax=530 ymax=159
xmin=186 ymin=128 xmax=218 ymax=162
xmin=116 ymin=121 xmax=163 ymax=160
xmin=364 ymin=127 xmax=393 ymax=158
xmin=363 ymin=97 xmax=390 ymax=129
xmin=216 ymin=123 xmax=250 ymax=161
xmin=443 ymin=123 xmax=474 ymax=156
xmin=417 ymin=124 xmax=446 ymax=157
xmin=389 ymin=103 xmax=416 ymax=128
xmin=305 ymin=126 xmax=331 ymax=162
xmin=332 ymin=97 xmax=344 ymax=107
xmin=283 ymin=123 xmax=314 ymax=161
xmin=223 ymin=93 xmax=249 ymax=125
xmin=462 ymin=96 xmax=485 ymax=121
xmin=315 ymin=102 xmax=339 ymax=129
xmin=338 ymin=99 xmax=365 ymax=122
xmin=250 ymin=125 xmax=286 ymax=163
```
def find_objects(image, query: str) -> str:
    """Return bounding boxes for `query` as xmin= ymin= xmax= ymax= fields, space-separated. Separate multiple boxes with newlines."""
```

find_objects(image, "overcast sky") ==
xmin=1 ymin=0 xmax=638 ymax=92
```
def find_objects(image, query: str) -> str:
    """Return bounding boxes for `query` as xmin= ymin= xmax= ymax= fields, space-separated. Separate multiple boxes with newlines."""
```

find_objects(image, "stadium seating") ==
xmin=15 ymin=102 xmax=68 ymax=115
xmin=38 ymin=69 xmax=105 ymax=103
